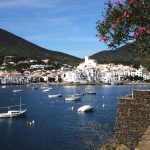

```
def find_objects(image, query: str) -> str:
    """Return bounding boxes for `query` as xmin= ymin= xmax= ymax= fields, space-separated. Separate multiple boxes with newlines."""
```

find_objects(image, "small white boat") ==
xmin=0 ymin=98 xmax=26 ymax=118
xmin=48 ymin=94 xmax=62 ymax=98
xmin=43 ymin=87 xmax=52 ymax=92
xmin=65 ymin=95 xmax=80 ymax=101
xmin=84 ymin=91 xmax=96 ymax=95
xmin=13 ymin=89 xmax=24 ymax=93
xmin=2 ymin=85 xmax=6 ymax=89
xmin=40 ymin=86 xmax=48 ymax=89
xmin=78 ymin=105 xmax=94 ymax=113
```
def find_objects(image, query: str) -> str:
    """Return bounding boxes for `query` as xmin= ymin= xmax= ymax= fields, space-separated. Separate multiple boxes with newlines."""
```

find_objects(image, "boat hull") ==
xmin=13 ymin=89 xmax=24 ymax=93
xmin=0 ymin=109 xmax=26 ymax=118
xmin=78 ymin=105 xmax=94 ymax=113
xmin=48 ymin=94 xmax=62 ymax=98
xmin=65 ymin=96 xmax=80 ymax=101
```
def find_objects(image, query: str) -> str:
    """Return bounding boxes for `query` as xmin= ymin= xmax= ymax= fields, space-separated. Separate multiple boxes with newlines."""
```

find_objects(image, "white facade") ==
xmin=62 ymin=71 xmax=81 ymax=83
xmin=77 ymin=55 xmax=97 ymax=70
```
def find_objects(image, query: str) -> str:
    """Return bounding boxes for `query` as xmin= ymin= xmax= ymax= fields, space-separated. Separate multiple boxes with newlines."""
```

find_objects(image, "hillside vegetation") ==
xmin=91 ymin=45 xmax=150 ymax=71
xmin=0 ymin=28 xmax=81 ymax=66
xmin=0 ymin=28 xmax=149 ymax=70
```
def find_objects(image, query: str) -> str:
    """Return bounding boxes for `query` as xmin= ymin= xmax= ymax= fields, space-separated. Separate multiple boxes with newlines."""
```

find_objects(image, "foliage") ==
xmin=16 ymin=63 xmax=30 ymax=72
xmin=11 ymin=56 xmax=26 ymax=63
xmin=125 ymin=75 xmax=143 ymax=81
xmin=5 ymin=63 xmax=30 ymax=73
xmin=6 ymin=64 xmax=15 ymax=71
xmin=39 ymin=78 xmax=45 ymax=82
xmin=141 ymin=55 xmax=150 ymax=71
xmin=97 ymin=0 xmax=150 ymax=54
xmin=91 ymin=44 xmax=144 ymax=66
xmin=58 ymin=75 xmax=62 ymax=83
xmin=0 ymin=55 xmax=4 ymax=65
xmin=0 ymin=59 xmax=3 ymax=65
xmin=48 ymin=77 xmax=56 ymax=82
xmin=144 ymin=79 xmax=150 ymax=82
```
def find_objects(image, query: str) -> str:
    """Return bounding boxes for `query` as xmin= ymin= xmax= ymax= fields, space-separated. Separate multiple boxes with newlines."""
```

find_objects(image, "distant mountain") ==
xmin=90 ymin=45 xmax=150 ymax=70
xmin=0 ymin=28 xmax=81 ymax=65
xmin=0 ymin=28 xmax=149 ymax=70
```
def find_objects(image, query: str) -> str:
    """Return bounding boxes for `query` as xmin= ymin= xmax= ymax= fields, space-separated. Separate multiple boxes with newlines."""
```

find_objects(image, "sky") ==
xmin=0 ymin=0 xmax=109 ymax=58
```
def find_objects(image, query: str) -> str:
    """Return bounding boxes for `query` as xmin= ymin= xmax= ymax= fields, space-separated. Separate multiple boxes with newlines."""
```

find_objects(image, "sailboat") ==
xmin=64 ymin=95 xmax=80 ymax=101
xmin=0 ymin=98 xmax=26 ymax=118
xmin=48 ymin=85 xmax=62 ymax=98
xmin=64 ymin=86 xmax=80 ymax=101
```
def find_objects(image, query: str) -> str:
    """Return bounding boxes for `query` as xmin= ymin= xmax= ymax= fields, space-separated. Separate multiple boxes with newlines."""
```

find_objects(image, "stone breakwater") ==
xmin=114 ymin=90 xmax=150 ymax=150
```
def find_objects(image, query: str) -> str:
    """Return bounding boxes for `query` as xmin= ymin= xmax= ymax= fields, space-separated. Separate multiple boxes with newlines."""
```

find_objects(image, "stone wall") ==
xmin=114 ymin=90 xmax=150 ymax=150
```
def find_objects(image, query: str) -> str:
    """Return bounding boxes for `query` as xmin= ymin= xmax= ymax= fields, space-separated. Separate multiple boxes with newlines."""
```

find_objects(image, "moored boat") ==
xmin=78 ymin=105 xmax=94 ymax=113
xmin=48 ymin=94 xmax=62 ymax=98
xmin=43 ymin=87 xmax=52 ymax=92
xmin=65 ymin=95 xmax=80 ymax=101
xmin=0 ymin=98 xmax=26 ymax=118
xmin=84 ymin=91 xmax=96 ymax=95
xmin=2 ymin=85 xmax=6 ymax=89
xmin=0 ymin=109 xmax=26 ymax=118
xmin=13 ymin=89 xmax=24 ymax=93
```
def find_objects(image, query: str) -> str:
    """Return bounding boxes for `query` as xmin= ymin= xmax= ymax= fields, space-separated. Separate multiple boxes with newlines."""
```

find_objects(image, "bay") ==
xmin=0 ymin=84 xmax=149 ymax=150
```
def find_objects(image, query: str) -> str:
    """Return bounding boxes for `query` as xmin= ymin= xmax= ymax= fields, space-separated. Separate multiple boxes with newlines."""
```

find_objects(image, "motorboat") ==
xmin=78 ymin=105 xmax=94 ymax=113
xmin=13 ymin=89 xmax=24 ymax=93
xmin=65 ymin=95 xmax=80 ymax=101
xmin=48 ymin=94 xmax=62 ymax=98
xmin=0 ymin=98 xmax=26 ymax=118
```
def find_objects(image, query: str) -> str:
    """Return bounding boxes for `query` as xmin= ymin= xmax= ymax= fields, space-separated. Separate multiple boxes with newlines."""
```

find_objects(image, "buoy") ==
xmin=29 ymin=122 xmax=32 ymax=126
xmin=102 ymin=104 xmax=105 ymax=107
xmin=32 ymin=120 xmax=35 ymax=124
xmin=102 ymin=96 xmax=104 ymax=98
xmin=27 ymin=120 xmax=35 ymax=126
xmin=71 ymin=107 xmax=74 ymax=110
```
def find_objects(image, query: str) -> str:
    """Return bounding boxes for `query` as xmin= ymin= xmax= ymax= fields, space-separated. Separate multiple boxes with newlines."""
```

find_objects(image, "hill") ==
xmin=90 ymin=45 xmax=150 ymax=70
xmin=0 ymin=28 xmax=81 ymax=66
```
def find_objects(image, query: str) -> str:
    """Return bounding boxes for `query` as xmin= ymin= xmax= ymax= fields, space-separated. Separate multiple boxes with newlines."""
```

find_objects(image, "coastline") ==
xmin=0 ymin=81 xmax=150 ymax=87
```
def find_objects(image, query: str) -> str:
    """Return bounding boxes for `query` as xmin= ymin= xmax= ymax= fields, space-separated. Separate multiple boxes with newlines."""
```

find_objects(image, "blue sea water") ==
xmin=0 ymin=84 xmax=149 ymax=150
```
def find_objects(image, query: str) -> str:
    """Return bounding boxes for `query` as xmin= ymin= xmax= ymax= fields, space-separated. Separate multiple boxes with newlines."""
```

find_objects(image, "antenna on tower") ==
xmin=85 ymin=52 xmax=89 ymax=62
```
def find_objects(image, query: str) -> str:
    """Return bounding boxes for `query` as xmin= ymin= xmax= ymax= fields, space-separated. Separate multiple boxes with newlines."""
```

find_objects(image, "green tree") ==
xmin=58 ymin=74 xmax=62 ymax=83
xmin=96 ymin=0 xmax=150 ymax=54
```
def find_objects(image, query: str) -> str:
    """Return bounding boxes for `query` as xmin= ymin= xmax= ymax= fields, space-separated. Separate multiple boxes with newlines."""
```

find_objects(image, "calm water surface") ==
xmin=0 ymin=84 xmax=149 ymax=150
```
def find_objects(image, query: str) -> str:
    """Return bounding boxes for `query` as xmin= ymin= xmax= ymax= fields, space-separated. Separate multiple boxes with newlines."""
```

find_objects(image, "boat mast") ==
xmin=20 ymin=97 xmax=21 ymax=111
